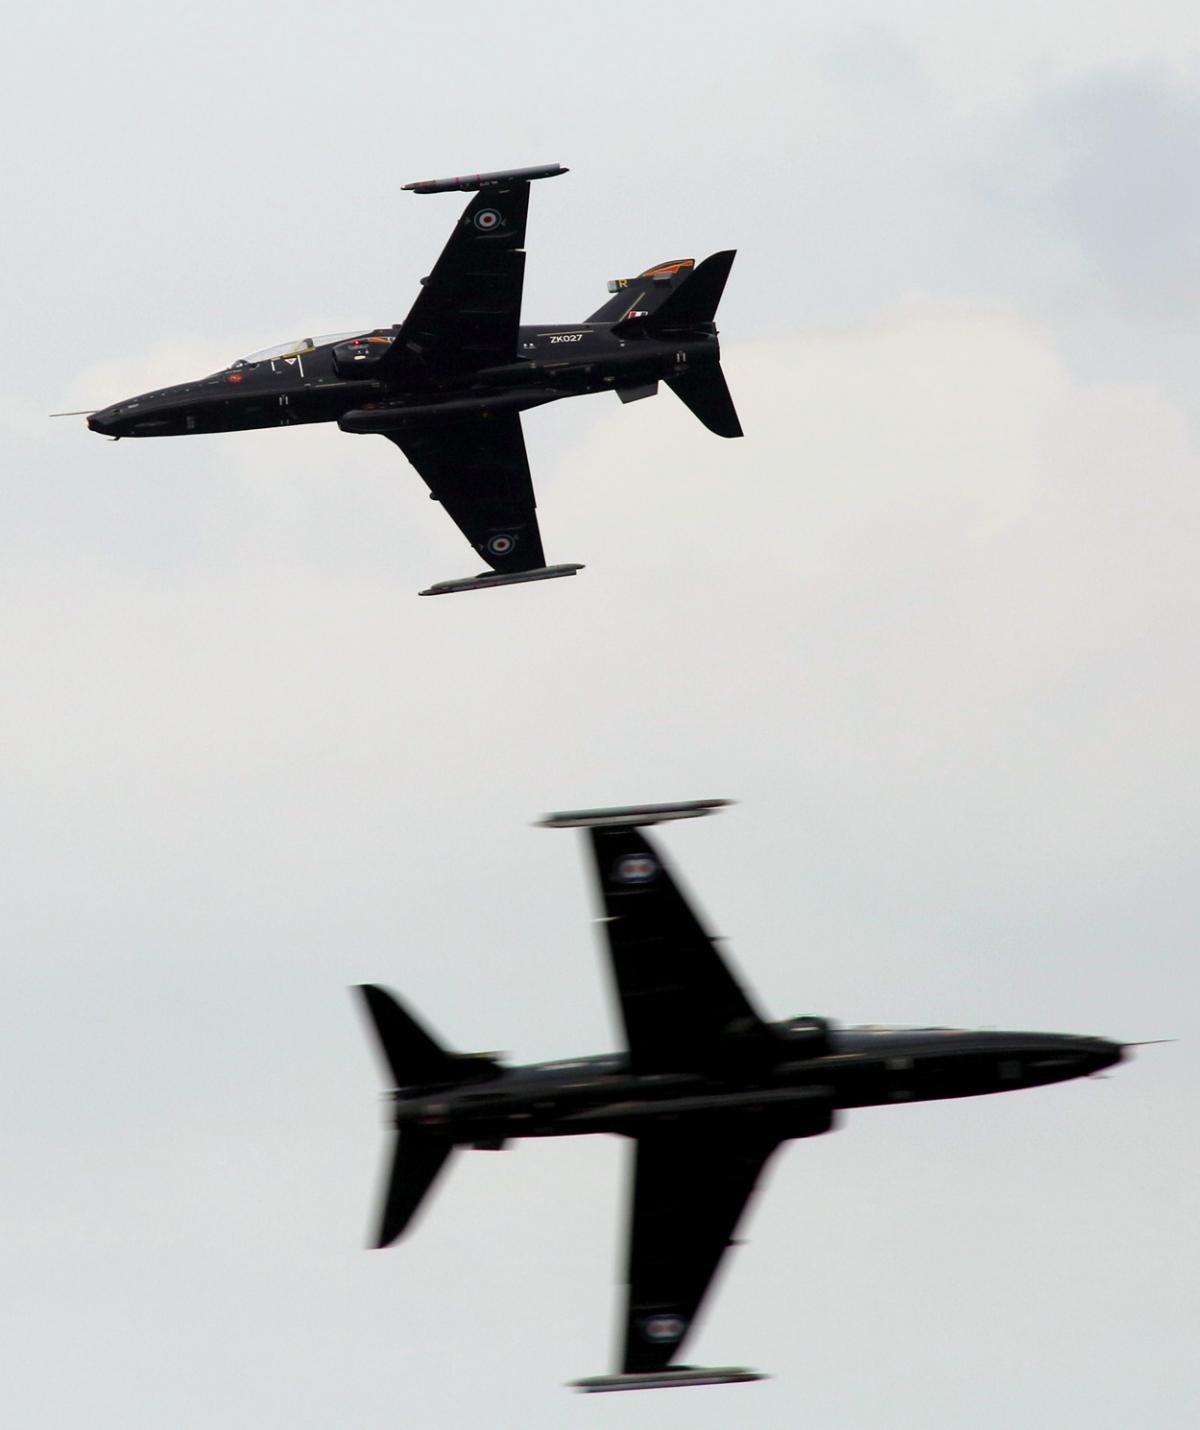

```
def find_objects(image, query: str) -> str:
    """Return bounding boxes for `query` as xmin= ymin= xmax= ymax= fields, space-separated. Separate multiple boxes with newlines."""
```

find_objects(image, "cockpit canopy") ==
xmin=230 ymin=331 xmax=367 ymax=368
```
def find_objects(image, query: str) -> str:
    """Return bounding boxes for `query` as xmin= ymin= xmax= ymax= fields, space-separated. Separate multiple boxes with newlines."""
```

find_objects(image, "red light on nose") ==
xmin=227 ymin=372 xmax=244 ymax=384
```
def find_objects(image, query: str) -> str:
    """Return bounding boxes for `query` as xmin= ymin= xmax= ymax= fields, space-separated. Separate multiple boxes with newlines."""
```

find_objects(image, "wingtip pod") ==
xmin=418 ymin=563 xmax=584 ymax=596
xmin=538 ymin=799 xmax=734 ymax=830
xmin=570 ymin=1367 xmax=767 ymax=1393
xmin=403 ymin=163 xmax=568 ymax=194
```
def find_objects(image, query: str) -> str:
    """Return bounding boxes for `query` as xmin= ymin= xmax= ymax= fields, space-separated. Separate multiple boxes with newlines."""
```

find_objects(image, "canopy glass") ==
xmin=231 ymin=332 xmax=366 ymax=366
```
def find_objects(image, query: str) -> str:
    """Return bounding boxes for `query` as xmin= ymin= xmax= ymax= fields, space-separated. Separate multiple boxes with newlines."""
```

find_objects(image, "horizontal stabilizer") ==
xmin=419 ymin=563 xmax=584 ymax=596
xmin=372 ymin=1128 xmax=453 ymax=1247
xmin=571 ymin=1367 xmax=766 ymax=1393
xmin=403 ymin=163 xmax=568 ymax=194
xmin=666 ymin=365 xmax=743 ymax=438
xmin=539 ymin=799 xmax=732 ymax=830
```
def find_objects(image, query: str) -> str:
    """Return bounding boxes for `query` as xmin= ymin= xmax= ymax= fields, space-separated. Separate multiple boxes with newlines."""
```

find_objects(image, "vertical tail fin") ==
xmin=608 ymin=252 xmax=743 ymax=436
xmin=588 ymin=258 xmax=696 ymax=324
xmin=645 ymin=250 xmax=736 ymax=329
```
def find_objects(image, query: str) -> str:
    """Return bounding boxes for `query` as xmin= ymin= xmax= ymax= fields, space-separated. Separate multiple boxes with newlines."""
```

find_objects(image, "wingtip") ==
xmin=403 ymin=163 xmax=569 ymax=194
xmin=570 ymin=1366 xmax=767 ymax=1392
xmin=537 ymin=799 xmax=735 ymax=830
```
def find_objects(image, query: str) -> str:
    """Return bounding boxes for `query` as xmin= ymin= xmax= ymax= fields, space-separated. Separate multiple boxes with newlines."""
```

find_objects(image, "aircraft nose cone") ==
xmin=87 ymin=409 xmax=119 ymax=436
xmin=1082 ymin=1037 xmax=1124 ymax=1073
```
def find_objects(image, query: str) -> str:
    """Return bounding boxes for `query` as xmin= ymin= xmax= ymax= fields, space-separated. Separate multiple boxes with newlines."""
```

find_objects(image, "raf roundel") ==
xmin=474 ymin=208 xmax=503 ymax=232
xmin=642 ymin=1313 xmax=686 ymax=1344
xmin=614 ymin=853 xmax=659 ymax=885
xmin=486 ymin=532 xmax=516 ymax=557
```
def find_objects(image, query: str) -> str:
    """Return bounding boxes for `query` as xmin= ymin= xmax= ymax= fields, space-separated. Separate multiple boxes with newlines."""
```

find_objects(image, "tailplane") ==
xmin=356 ymin=984 xmax=500 ymax=1247
xmin=605 ymin=251 xmax=743 ymax=436
xmin=372 ymin=1127 xmax=453 ymax=1246
xmin=356 ymin=983 xmax=498 ymax=1089
xmin=666 ymin=364 xmax=743 ymax=438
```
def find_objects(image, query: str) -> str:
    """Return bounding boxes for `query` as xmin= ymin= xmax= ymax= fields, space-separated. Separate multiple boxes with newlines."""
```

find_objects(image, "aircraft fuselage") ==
xmin=389 ymin=1024 xmax=1123 ymax=1148
xmin=86 ymin=323 xmax=717 ymax=440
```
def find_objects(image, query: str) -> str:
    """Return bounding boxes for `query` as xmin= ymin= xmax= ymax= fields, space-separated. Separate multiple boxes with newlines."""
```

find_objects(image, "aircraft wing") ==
xmin=384 ymin=181 xmax=531 ymax=386
xmin=383 ymin=415 xmax=546 ymax=573
xmin=621 ymin=1126 xmax=781 ymax=1374
xmin=585 ymin=822 xmax=773 ymax=1074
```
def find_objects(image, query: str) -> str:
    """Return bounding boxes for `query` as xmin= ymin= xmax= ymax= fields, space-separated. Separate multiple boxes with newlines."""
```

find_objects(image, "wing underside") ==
xmin=377 ymin=177 xmax=556 ymax=574
xmin=384 ymin=415 xmax=546 ymax=573
xmin=383 ymin=182 xmax=531 ymax=388
xmin=622 ymin=1126 xmax=780 ymax=1373
xmin=585 ymin=823 xmax=773 ymax=1075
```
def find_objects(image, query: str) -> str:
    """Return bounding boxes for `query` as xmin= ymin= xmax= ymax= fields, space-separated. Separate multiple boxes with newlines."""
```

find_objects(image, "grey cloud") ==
xmin=1032 ymin=70 xmax=1200 ymax=306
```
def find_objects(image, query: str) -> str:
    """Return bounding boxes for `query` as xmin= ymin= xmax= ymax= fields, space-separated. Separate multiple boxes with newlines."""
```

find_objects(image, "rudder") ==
xmin=645 ymin=250 xmax=736 ymax=330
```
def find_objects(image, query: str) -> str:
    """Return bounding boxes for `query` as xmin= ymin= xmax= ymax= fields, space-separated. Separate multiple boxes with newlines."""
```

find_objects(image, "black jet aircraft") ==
xmin=85 ymin=164 xmax=742 ymax=594
xmin=355 ymin=800 xmax=1127 ymax=1393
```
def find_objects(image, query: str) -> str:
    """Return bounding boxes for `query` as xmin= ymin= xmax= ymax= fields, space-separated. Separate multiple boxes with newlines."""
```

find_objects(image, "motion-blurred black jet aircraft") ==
xmin=355 ymin=800 xmax=1127 ymax=1392
xmin=86 ymin=163 xmax=742 ymax=594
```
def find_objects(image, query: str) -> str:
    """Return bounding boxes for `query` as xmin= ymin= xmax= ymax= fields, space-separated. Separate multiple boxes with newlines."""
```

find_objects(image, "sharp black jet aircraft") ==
xmin=355 ymin=800 xmax=1127 ymax=1393
xmin=85 ymin=163 xmax=742 ymax=594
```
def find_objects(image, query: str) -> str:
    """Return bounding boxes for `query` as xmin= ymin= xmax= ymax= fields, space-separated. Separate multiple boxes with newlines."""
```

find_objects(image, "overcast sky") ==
xmin=3 ymin=3 xmax=1197 ymax=1426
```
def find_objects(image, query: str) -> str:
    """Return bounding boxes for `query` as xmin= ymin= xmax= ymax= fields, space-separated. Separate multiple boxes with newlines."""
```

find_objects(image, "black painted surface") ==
xmin=357 ymin=813 xmax=1125 ymax=1376
xmin=87 ymin=176 xmax=742 ymax=577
